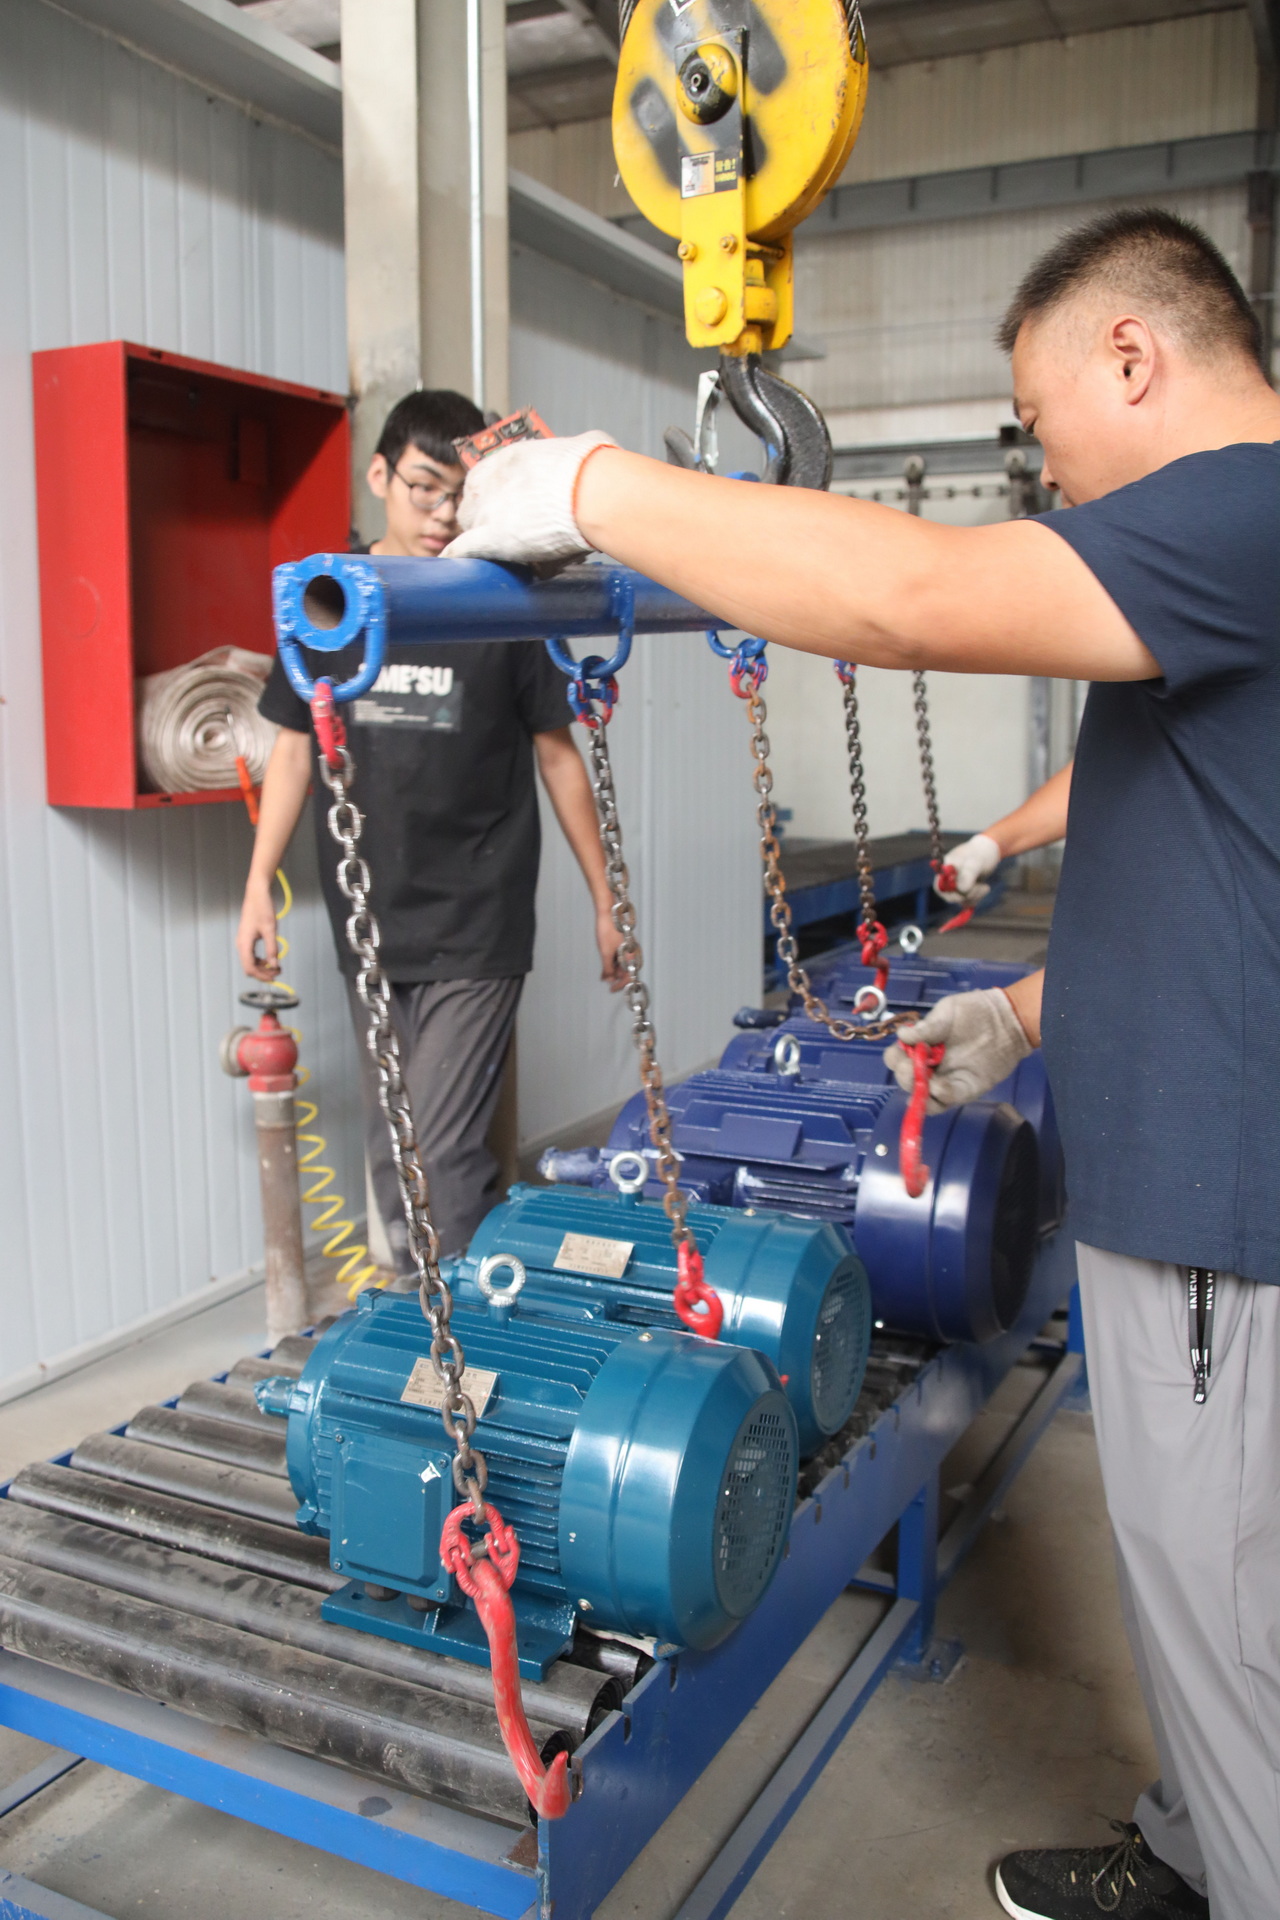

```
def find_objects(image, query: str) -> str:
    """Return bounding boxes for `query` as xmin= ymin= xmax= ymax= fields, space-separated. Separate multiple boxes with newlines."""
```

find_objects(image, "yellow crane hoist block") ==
xmin=613 ymin=0 xmax=868 ymax=355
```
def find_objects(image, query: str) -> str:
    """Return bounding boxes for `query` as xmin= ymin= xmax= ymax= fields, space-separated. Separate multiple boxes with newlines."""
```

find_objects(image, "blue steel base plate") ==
xmin=321 ymin=1582 xmax=573 ymax=1681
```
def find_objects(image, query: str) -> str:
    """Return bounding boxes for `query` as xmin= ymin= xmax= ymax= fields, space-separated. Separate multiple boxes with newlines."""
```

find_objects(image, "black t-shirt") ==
xmin=1039 ymin=442 xmax=1280 ymax=1282
xmin=260 ymin=596 xmax=573 ymax=981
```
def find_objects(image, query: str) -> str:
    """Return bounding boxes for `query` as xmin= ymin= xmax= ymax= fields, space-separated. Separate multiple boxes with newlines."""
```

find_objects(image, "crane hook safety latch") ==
xmin=272 ymin=555 xmax=389 ymax=707
xmin=440 ymin=1501 xmax=573 ymax=1821
xmin=900 ymin=1040 xmax=946 ymax=1199
xmin=546 ymin=571 xmax=635 ymax=727
xmin=706 ymin=630 xmax=768 ymax=698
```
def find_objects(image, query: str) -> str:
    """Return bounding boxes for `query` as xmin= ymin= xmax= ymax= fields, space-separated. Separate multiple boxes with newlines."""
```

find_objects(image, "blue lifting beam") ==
xmin=271 ymin=554 xmax=721 ymax=703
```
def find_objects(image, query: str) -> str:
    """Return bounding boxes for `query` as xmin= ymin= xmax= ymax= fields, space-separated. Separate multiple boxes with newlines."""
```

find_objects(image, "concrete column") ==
xmin=340 ymin=0 xmax=509 ymax=541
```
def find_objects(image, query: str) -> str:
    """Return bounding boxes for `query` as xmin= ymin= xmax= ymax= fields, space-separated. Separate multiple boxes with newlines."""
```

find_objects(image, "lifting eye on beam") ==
xmin=614 ymin=0 xmax=868 ymax=487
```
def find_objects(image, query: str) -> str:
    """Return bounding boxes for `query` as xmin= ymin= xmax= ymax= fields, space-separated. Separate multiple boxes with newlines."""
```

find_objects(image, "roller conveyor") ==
xmin=0 ymin=1332 xmax=625 ymax=1835
xmin=0 ymin=1237 xmax=1082 ymax=1915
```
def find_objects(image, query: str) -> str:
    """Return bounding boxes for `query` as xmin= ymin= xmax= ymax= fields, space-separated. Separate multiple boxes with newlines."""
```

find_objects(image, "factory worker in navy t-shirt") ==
xmin=444 ymin=209 xmax=1280 ymax=1920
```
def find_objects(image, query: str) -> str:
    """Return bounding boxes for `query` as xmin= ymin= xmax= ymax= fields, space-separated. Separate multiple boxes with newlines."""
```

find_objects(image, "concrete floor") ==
xmin=0 ymin=1284 xmax=1154 ymax=1920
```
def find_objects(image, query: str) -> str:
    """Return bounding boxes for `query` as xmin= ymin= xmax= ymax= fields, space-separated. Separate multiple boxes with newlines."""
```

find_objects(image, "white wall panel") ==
xmin=0 ymin=0 xmax=354 ymax=1387
xmin=795 ymin=183 xmax=1251 ymax=415
xmin=509 ymin=245 xmax=761 ymax=1149
xmin=843 ymin=11 xmax=1257 ymax=184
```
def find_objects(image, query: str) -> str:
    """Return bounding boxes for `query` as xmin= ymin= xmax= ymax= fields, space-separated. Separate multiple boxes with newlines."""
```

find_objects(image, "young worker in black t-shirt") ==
xmin=237 ymin=389 xmax=623 ymax=1265
xmin=446 ymin=213 xmax=1280 ymax=1920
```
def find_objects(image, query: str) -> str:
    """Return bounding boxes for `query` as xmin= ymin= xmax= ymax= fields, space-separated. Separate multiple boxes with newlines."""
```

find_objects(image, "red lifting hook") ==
xmin=935 ymin=863 xmax=974 ymax=934
xmin=440 ymin=1503 xmax=573 ymax=1821
xmin=310 ymin=679 xmax=348 ymax=772
xmin=857 ymin=918 xmax=890 ymax=994
xmin=900 ymin=1040 xmax=945 ymax=1199
xmin=673 ymin=1240 xmax=724 ymax=1340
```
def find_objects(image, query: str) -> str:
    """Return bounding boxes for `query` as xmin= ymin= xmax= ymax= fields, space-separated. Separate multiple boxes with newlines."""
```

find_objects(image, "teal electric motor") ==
xmin=450 ymin=1183 xmax=873 ymax=1456
xmin=257 ymin=1287 xmax=798 ymax=1678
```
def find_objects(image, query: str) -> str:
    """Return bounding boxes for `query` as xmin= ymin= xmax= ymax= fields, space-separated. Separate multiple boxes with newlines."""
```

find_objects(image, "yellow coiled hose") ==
xmin=273 ymin=868 xmax=381 ymax=1300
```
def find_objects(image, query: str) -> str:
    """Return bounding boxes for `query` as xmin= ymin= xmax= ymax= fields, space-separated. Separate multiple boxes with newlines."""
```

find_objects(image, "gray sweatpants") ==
xmin=346 ymin=975 xmax=523 ymax=1267
xmin=1078 ymin=1244 xmax=1280 ymax=1920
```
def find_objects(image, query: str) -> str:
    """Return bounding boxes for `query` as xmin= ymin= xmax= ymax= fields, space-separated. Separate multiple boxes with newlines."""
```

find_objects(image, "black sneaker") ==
xmin=996 ymin=1822 xmax=1210 ymax=1918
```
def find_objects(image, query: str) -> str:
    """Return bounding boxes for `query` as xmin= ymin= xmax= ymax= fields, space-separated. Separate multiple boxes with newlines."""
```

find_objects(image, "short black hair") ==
xmin=375 ymin=389 xmax=486 ymax=471
xmin=997 ymin=207 xmax=1262 ymax=367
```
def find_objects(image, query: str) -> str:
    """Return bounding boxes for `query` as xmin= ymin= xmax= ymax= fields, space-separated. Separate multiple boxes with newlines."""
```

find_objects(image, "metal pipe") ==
xmin=8 ymin=1463 xmax=340 ymax=1592
xmin=286 ymin=556 xmax=717 ymax=651
xmin=177 ymin=1377 xmax=284 ymax=1432
xmin=467 ymin=0 xmax=485 ymax=409
xmin=124 ymin=1406 xmax=289 ymax=1479
xmin=0 ymin=1504 xmax=614 ymax=1742
xmin=253 ymin=1089 xmax=310 ymax=1343
xmin=69 ymin=1434 xmax=298 ymax=1527
xmin=0 ymin=1550 xmax=534 ymax=1825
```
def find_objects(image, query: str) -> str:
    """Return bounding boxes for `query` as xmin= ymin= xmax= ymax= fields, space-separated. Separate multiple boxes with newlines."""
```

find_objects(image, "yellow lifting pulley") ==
xmin=613 ymin=0 xmax=867 ymax=359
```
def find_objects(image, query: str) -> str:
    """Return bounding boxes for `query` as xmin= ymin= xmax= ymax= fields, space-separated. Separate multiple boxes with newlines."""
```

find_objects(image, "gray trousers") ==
xmin=1078 ymin=1244 xmax=1280 ymax=1920
xmin=346 ymin=975 xmax=523 ymax=1267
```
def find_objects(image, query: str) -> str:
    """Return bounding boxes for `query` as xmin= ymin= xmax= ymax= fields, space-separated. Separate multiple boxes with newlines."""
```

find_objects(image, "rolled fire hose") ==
xmin=136 ymin=647 xmax=276 ymax=794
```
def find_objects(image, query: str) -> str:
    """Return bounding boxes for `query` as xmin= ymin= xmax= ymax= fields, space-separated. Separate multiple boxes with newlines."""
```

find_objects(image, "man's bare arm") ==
xmin=236 ymin=729 xmax=311 ymax=980
xmin=574 ymin=450 xmax=1159 ymax=684
xmin=987 ymin=761 xmax=1073 ymax=856
xmin=1005 ymin=969 xmax=1044 ymax=1047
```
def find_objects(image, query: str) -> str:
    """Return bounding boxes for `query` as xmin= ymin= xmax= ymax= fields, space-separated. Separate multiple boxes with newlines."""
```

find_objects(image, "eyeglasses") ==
xmin=390 ymin=462 xmax=465 ymax=514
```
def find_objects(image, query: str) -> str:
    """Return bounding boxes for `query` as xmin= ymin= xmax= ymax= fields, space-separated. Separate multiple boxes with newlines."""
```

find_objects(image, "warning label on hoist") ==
xmin=681 ymin=151 xmax=739 ymax=198
xmin=553 ymin=1233 xmax=634 ymax=1279
xmin=400 ymin=1360 xmax=497 ymax=1419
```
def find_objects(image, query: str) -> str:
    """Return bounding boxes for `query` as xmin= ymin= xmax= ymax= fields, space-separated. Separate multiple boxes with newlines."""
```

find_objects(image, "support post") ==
xmin=340 ymin=0 xmax=510 ymax=544
xmin=894 ymin=1469 xmax=960 ymax=1681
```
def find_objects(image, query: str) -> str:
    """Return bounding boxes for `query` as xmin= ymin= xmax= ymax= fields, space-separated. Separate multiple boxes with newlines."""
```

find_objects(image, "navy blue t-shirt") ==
xmin=1041 ymin=442 xmax=1280 ymax=1282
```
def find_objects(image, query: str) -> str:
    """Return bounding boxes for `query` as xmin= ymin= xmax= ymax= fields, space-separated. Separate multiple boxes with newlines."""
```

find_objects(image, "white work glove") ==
xmin=443 ymin=431 xmax=619 ymax=567
xmin=883 ymin=988 xmax=1032 ymax=1114
xmin=934 ymin=832 xmax=1001 ymax=906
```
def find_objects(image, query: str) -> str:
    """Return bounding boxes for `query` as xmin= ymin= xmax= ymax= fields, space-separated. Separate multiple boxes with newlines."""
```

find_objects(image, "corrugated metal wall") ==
xmin=0 ymin=0 xmax=355 ymax=1388
xmin=510 ymin=245 xmax=761 ymax=1151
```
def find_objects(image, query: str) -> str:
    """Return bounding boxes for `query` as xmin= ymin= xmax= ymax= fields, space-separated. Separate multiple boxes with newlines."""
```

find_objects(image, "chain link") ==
xmin=316 ymin=729 xmax=488 ymax=1520
xmin=580 ymin=699 xmax=692 ymax=1246
xmin=837 ymin=666 xmax=885 ymax=949
xmin=912 ymin=670 xmax=946 ymax=874
xmin=744 ymin=672 xmax=904 ymax=1043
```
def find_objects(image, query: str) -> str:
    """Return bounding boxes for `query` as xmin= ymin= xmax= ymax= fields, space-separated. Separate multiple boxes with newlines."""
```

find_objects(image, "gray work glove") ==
xmin=934 ymin=832 xmax=1001 ymax=906
xmin=444 ymin=431 xmax=619 ymax=567
xmin=883 ymin=987 xmax=1032 ymax=1113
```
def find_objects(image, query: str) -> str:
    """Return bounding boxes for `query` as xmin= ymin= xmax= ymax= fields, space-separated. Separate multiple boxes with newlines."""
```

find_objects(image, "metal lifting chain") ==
xmin=311 ymin=686 xmax=488 ymax=1526
xmin=565 ymin=663 xmax=721 ymax=1338
xmin=742 ymin=664 xmax=903 ymax=1043
xmin=912 ymin=669 xmax=946 ymax=878
xmin=834 ymin=662 xmax=889 ymax=987
xmin=580 ymin=701 xmax=689 ymax=1246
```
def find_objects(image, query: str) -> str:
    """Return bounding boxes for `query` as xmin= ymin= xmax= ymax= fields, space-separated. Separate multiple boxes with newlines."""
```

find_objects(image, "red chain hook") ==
xmin=673 ymin=1240 xmax=724 ymax=1339
xmin=899 ymin=1041 xmax=945 ymax=1199
xmin=310 ymin=679 xmax=348 ymax=772
xmin=440 ymin=1503 xmax=573 ymax=1821
xmin=857 ymin=917 xmax=891 ymax=993
xmin=934 ymin=862 xmax=975 ymax=935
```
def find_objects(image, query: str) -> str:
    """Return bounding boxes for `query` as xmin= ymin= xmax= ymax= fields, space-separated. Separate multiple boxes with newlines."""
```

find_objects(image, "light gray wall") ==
xmin=0 ymin=0 xmax=357 ymax=1388
xmin=509 ymin=244 xmax=761 ymax=1151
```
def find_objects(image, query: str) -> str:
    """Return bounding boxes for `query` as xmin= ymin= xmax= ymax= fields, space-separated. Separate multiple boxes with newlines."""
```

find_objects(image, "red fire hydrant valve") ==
xmin=220 ymin=988 xmax=300 ymax=1093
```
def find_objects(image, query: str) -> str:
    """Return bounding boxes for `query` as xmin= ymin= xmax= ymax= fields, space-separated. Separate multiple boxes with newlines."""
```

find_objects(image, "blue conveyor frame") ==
xmin=0 ymin=1231 xmax=1081 ymax=1920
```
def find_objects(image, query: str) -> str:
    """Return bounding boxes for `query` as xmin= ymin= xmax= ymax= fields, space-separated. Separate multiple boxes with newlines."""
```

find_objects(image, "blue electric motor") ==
xmin=725 ymin=952 xmax=1065 ymax=1234
xmin=447 ymin=1184 xmax=872 ymax=1456
xmin=544 ymin=1071 xmax=1039 ymax=1345
xmin=256 ymin=1289 xmax=797 ymax=1678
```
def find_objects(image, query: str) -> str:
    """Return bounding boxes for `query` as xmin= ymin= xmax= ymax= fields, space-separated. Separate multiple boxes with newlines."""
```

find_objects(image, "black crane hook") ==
xmin=664 ymin=353 xmax=832 ymax=491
